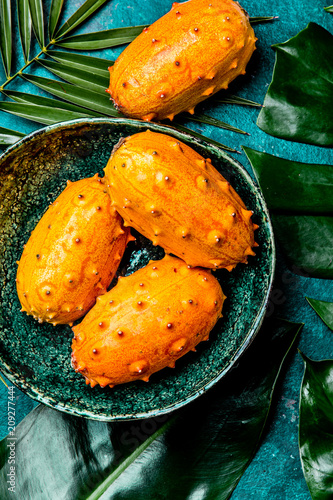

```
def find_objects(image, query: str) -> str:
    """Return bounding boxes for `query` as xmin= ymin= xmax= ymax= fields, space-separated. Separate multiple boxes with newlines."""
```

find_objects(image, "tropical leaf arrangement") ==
xmin=0 ymin=318 xmax=303 ymax=499
xmin=244 ymin=21 xmax=333 ymax=499
xmin=257 ymin=23 xmax=333 ymax=147
xmin=0 ymin=0 xmax=275 ymax=154
xmin=0 ymin=1 xmax=333 ymax=499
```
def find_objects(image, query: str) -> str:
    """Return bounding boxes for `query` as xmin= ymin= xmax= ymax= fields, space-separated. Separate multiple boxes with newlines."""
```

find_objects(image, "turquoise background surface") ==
xmin=0 ymin=0 xmax=332 ymax=498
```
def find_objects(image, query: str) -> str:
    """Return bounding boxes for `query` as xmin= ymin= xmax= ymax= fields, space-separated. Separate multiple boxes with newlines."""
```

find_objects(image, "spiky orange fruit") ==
xmin=104 ymin=131 xmax=258 ymax=271
xmin=71 ymin=255 xmax=225 ymax=388
xmin=16 ymin=174 xmax=134 ymax=326
xmin=107 ymin=0 xmax=256 ymax=121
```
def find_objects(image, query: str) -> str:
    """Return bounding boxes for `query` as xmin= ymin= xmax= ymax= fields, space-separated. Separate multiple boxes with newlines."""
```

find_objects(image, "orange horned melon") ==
xmin=107 ymin=0 xmax=257 ymax=121
xmin=71 ymin=255 xmax=225 ymax=388
xmin=104 ymin=130 xmax=258 ymax=271
xmin=16 ymin=174 xmax=134 ymax=326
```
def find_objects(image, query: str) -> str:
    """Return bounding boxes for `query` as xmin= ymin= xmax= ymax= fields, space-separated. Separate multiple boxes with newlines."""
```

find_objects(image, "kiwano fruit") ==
xmin=71 ymin=255 xmax=225 ymax=388
xmin=107 ymin=0 xmax=256 ymax=121
xmin=105 ymin=130 xmax=258 ymax=271
xmin=16 ymin=174 xmax=133 ymax=326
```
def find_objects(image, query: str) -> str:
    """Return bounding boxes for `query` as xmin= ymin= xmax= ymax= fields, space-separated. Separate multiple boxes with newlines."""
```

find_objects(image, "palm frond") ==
xmin=181 ymin=112 xmax=249 ymax=135
xmin=28 ymin=0 xmax=44 ymax=48
xmin=0 ymin=125 xmax=25 ymax=146
xmin=212 ymin=95 xmax=262 ymax=107
xmin=250 ymin=16 xmax=278 ymax=24
xmin=48 ymin=0 xmax=64 ymax=40
xmin=21 ymin=73 xmax=119 ymax=116
xmin=17 ymin=0 xmax=31 ymax=63
xmin=3 ymin=89 xmax=100 ymax=116
xmin=0 ymin=0 xmax=12 ymax=77
xmin=55 ymin=0 xmax=110 ymax=38
xmin=38 ymin=58 xmax=108 ymax=94
xmin=173 ymin=124 xmax=239 ymax=153
xmin=0 ymin=100 xmax=98 ymax=125
xmin=46 ymin=50 xmax=112 ymax=77
xmin=55 ymin=25 xmax=148 ymax=50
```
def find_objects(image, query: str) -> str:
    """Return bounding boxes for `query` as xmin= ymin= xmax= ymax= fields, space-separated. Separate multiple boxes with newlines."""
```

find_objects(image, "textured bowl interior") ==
xmin=0 ymin=118 xmax=275 ymax=420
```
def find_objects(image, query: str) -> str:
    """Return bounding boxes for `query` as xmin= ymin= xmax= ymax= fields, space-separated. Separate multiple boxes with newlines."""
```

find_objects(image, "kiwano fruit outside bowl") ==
xmin=107 ymin=0 xmax=257 ymax=121
xmin=0 ymin=118 xmax=275 ymax=420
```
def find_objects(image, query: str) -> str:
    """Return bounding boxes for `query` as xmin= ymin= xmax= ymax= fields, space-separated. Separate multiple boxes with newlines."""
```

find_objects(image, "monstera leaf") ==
xmin=257 ymin=23 xmax=333 ymax=147
xmin=300 ymin=355 xmax=333 ymax=499
xmin=306 ymin=298 xmax=333 ymax=331
xmin=0 ymin=318 xmax=302 ymax=500
xmin=243 ymin=147 xmax=333 ymax=279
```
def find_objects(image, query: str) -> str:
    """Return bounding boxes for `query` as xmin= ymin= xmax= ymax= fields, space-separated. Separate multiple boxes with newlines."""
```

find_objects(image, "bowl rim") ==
xmin=0 ymin=117 xmax=276 ymax=421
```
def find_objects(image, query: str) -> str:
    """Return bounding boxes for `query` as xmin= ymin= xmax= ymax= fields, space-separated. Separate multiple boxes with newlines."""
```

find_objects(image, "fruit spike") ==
xmin=107 ymin=0 xmax=256 ymax=121
xmin=71 ymin=256 xmax=225 ymax=388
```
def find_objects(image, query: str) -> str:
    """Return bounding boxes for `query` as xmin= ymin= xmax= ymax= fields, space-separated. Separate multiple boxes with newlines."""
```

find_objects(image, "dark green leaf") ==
xmin=17 ymin=0 xmax=31 ymax=63
xmin=306 ymin=298 xmax=333 ymax=331
xmin=249 ymin=16 xmax=278 ymax=24
xmin=48 ymin=0 xmax=64 ymax=40
xmin=171 ymin=123 xmax=238 ymax=153
xmin=324 ymin=5 xmax=333 ymax=12
xmin=55 ymin=0 xmax=110 ymax=39
xmin=243 ymin=147 xmax=333 ymax=214
xmin=46 ymin=50 xmax=112 ymax=78
xmin=257 ymin=23 xmax=333 ymax=147
xmin=0 ymin=0 xmax=12 ymax=77
xmin=3 ymin=89 xmax=100 ymax=117
xmin=27 ymin=0 xmax=44 ymax=49
xmin=180 ymin=112 xmax=248 ymax=135
xmin=0 ymin=101 xmax=97 ymax=125
xmin=0 ymin=318 xmax=302 ymax=500
xmin=55 ymin=25 xmax=147 ymax=50
xmin=213 ymin=94 xmax=262 ymax=107
xmin=0 ymin=126 xmax=25 ymax=146
xmin=300 ymin=354 xmax=333 ymax=500
xmin=38 ymin=58 xmax=108 ymax=94
xmin=271 ymin=215 xmax=333 ymax=279
xmin=22 ymin=73 xmax=119 ymax=116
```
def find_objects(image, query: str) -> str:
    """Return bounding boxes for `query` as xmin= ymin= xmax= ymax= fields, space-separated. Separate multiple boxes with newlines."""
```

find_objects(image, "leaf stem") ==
xmin=0 ymin=42 xmax=53 ymax=92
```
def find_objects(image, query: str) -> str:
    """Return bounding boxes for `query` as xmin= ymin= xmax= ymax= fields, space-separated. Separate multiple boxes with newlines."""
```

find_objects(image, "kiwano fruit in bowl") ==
xmin=105 ymin=130 xmax=258 ymax=271
xmin=16 ymin=174 xmax=134 ymax=326
xmin=107 ymin=0 xmax=257 ymax=121
xmin=71 ymin=255 xmax=225 ymax=388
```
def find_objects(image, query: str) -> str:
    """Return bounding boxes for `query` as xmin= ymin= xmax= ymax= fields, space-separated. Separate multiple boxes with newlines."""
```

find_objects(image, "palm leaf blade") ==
xmin=0 ymin=0 xmax=12 ymax=77
xmin=324 ymin=5 xmax=333 ymax=12
xmin=38 ymin=58 xmax=108 ymax=94
xmin=48 ymin=0 xmax=64 ymax=40
xmin=17 ymin=0 xmax=31 ymax=63
xmin=55 ymin=0 xmax=110 ymax=39
xmin=3 ymin=89 xmax=100 ymax=117
xmin=182 ymin=112 xmax=248 ymax=135
xmin=213 ymin=95 xmax=262 ymax=107
xmin=0 ymin=126 xmax=25 ymax=146
xmin=0 ymin=101 xmax=98 ymax=125
xmin=27 ymin=0 xmax=44 ymax=48
xmin=46 ymin=50 xmax=112 ymax=77
xmin=55 ymin=25 xmax=147 ymax=50
xmin=250 ymin=16 xmax=278 ymax=24
xmin=172 ymin=124 xmax=238 ymax=153
xmin=22 ymin=73 xmax=119 ymax=116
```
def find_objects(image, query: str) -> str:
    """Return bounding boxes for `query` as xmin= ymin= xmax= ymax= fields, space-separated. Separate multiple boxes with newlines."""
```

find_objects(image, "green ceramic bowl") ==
xmin=0 ymin=118 xmax=275 ymax=420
